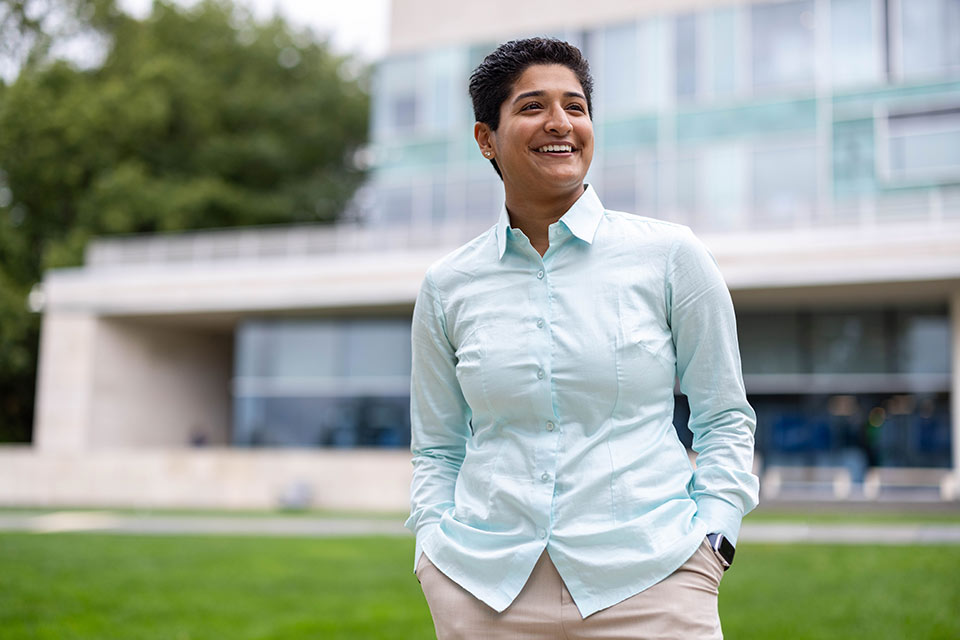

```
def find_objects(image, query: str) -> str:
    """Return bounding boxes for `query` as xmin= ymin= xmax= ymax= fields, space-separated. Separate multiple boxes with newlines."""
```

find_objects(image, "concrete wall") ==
xmin=88 ymin=320 xmax=232 ymax=448
xmin=0 ymin=448 xmax=412 ymax=512
xmin=33 ymin=312 xmax=98 ymax=452
xmin=34 ymin=314 xmax=233 ymax=452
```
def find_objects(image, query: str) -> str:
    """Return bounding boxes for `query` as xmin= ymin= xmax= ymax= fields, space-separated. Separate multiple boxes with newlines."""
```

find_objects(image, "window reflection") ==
xmin=751 ymin=0 xmax=816 ymax=91
xmin=885 ymin=107 xmax=960 ymax=182
xmin=752 ymin=143 xmax=817 ymax=227
xmin=675 ymin=14 xmax=698 ymax=100
xmin=898 ymin=0 xmax=960 ymax=78
xmin=831 ymin=0 xmax=882 ymax=86
xmin=234 ymin=318 xmax=413 ymax=448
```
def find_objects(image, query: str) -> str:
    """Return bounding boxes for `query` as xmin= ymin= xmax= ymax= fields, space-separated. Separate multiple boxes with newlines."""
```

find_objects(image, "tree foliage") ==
xmin=0 ymin=0 xmax=370 ymax=441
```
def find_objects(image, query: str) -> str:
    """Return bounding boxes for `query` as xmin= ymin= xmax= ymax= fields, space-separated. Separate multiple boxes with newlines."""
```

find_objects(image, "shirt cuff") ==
xmin=412 ymin=522 xmax=439 ymax=572
xmin=695 ymin=495 xmax=745 ymax=546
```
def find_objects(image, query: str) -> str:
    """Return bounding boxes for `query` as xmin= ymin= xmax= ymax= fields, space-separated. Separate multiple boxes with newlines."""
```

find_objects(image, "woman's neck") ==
xmin=504 ymin=184 xmax=585 ymax=257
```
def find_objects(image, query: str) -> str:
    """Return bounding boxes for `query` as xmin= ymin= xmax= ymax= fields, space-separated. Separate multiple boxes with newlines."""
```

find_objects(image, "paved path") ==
xmin=1 ymin=512 xmax=960 ymax=544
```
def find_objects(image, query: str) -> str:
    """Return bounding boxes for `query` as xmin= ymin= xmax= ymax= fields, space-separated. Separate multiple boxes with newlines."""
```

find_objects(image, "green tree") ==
xmin=0 ymin=0 xmax=370 ymax=442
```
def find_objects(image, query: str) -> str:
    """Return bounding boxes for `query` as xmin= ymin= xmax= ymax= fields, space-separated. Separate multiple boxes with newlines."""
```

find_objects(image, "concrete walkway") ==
xmin=1 ymin=512 xmax=959 ymax=544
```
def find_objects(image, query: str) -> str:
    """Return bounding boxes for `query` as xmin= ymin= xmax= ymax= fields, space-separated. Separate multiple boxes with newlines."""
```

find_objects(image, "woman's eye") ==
xmin=567 ymin=104 xmax=585 ymax=112
xmin=521 ymin=102 xmax=541 ymax=111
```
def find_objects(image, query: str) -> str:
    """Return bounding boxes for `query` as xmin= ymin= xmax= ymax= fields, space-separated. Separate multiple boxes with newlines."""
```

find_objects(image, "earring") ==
xmin=484 ymin=151 xmax=492 ymax=157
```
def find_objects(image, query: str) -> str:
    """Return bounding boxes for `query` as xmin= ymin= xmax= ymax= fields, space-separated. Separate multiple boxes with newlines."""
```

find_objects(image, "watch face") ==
xmin=708 ymin=533 xmax=735 ymax=568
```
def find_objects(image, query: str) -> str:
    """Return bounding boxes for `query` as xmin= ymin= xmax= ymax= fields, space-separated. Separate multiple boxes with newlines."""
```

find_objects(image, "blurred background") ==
xmin=1 ymin=1 xmax=958 ymax=638
xmin=1 ymin=0 xmax=957 ymax=509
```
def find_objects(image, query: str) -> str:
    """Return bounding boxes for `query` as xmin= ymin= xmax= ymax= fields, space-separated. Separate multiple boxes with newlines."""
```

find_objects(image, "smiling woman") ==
xmin=474 ymin=63 xmax=595 ymax=255
xmin=405 ymin=37 xmax=759 ymax=640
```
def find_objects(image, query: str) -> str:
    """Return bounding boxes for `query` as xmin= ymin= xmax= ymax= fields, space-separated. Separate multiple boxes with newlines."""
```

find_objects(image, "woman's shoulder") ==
xmin=423 ymin=225 xmax=498 ymax=289
xmin=601 ymin=208 xmax=697 ymax=247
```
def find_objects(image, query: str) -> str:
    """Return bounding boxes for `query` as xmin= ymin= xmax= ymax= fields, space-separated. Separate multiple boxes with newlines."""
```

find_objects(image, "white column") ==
xmin=951 ymin=291 xmax=960 ymax=495
xmin=33 ymin=312 xmax=98 ymax=452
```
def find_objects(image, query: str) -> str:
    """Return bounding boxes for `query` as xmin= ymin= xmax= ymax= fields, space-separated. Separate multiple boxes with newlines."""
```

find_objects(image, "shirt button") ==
xmin=536 ymin=319 xmax=544 ymax=329
xmin=536 ymin=270 xmax=544 ymax=279
xmin=541 ymin=472 xmax=550 ymax=482
xmin=538 ymin=528 xmax=547 ymax=539
xmin=537 ymin=369 xmax=544 ymax=380
xmin=545 ymin=421 xmax=555 ymax=431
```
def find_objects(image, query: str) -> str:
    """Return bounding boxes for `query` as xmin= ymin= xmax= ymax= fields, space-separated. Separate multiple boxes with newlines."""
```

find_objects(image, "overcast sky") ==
xmin=118 ymin=0 xmax=390 ymax=60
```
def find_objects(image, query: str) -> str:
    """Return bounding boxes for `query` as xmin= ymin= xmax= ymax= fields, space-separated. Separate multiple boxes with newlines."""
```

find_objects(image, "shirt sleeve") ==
xmin=403 ymin=269 xmax=472 ymax=570
xmin=666 ymin=227 xmax=759 ymax=545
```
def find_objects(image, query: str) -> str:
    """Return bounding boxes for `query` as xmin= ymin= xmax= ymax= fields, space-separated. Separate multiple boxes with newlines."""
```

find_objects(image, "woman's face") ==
xmin=477 ymin=63 xmax=594 ymax=198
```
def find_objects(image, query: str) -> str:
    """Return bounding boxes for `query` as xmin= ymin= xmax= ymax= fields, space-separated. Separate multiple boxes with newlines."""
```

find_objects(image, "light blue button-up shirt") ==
xmin=405 ymin=184 xmax=759 ymax=618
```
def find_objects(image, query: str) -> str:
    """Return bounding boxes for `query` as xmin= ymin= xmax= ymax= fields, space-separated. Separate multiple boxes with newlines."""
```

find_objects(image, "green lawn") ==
xmin=1 ymin=533 xmax=958 ymax=639
xmin=2 ymin=504 xmax=959 ymax=524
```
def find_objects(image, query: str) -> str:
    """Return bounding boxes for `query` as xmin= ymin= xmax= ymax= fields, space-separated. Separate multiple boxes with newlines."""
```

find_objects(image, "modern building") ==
xmin=3 ymin=0 xmax=959 ymax=509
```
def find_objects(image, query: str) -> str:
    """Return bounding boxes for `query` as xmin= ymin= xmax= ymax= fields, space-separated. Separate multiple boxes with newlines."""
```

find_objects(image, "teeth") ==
xmin=537 ymin=144 xmax=573 ymax=153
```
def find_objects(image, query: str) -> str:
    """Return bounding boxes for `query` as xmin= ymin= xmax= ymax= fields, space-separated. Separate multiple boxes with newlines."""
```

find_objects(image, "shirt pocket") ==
xmin=459 ymin=315 xmax=540 ymax=424
xmin=611 ymin=284 xmax=677 ymax=419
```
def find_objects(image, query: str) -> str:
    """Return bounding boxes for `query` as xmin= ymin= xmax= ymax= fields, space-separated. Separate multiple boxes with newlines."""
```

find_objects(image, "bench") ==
xmin=863 ymin=467 xmax=957 ymax=501
xmin=761 ymin=465 xmax=854 ymax=500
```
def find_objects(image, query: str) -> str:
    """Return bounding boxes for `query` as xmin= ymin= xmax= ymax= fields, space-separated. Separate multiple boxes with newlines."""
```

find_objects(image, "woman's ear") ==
xmin=474 ymin=121 xmax=495 ymax=159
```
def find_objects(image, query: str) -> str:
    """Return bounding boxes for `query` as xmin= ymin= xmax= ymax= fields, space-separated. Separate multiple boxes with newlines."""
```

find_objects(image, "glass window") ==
xmin=233 ymin=318 xmax=414 ymax=448
xmin=738 ymin=312 xmax=803 ymax=374
xmin=431 ymin=179 xmax=448 ymax=225
xmin=600 ymin=159 xmax=637 ymax=213
xmin=831 ymin=0 xmax=882 ymax=86
xmin=465 ymin=175 xmax=500 ymax=229
xmin=378 ymin=183 xmax=414 ymax=226
xmin=674 ymin=155 xmax=698 ymax=223
xmin=635 ymin=156 xmax=659 ymax=216
xmin=638 ymin=18 xmax=669 ymax=109
xmin=378 ymin=56 xmax=419 ymax=135
xmin=898 ymin=0 xmax=960 ymax=78
xmin=751 ymin=0 xmax=816 ymax=91
xmin=597 ymin=19 xmax=668 ymax=113
xmin=423 ymin=48 xmax=466 ymax=134
xmin=599 ymin=23 xmax=639 ymax=113
xmin=811 ymin=312 xmax=887 ymax=374
xmin=675 ymin=14 xmax=698 ymax=100
xmin=234 ymin=396 xmax=411 ymax=448
xmin=896 ymin=310 xmax=950 ymax=374
xmin=343 ymin=320 xmax=412 ymax=378
xmin=752 ymin=143 xmax=817 ymax=227
xmin=709 ymin=7 xmax=739 ymax=97
xmin=884 ymin=107 xmax=960 ymax=182
xmin=237 ymin=321 xmax=339 ymax=378
xmin=832 ymin=119 xmax=876 ymax=198
xmin=698 ymin=144 xmax=747 ymax=230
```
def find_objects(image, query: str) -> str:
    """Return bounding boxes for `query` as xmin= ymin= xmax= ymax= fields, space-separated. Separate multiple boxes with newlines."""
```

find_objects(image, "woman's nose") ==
xmin=544 ymin=105 xmax=572 ymax=135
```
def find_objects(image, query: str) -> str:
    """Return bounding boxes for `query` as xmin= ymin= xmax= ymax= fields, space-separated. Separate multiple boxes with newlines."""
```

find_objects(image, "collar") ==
xmin=495 ymin=184 xmax=604 ymax=260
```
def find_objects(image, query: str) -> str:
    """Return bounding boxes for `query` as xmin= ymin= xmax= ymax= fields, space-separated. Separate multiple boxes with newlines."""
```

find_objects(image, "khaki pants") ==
xmin=416 ymin=537 xmax=725 ymax=639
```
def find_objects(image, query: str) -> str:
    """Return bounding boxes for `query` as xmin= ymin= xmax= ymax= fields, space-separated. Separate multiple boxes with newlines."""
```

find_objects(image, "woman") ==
xmin=405 ymin=37 xmax=759 ymax=639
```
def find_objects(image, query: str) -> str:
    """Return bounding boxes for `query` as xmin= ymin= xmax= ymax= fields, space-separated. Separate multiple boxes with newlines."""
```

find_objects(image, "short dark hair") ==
xmin=468 ymin=37 xmax=594 ymax=178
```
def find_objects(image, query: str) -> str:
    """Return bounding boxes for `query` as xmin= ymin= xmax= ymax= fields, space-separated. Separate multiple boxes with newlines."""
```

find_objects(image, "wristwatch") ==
xmin=706 ymin=533 xmax=735 ymax=571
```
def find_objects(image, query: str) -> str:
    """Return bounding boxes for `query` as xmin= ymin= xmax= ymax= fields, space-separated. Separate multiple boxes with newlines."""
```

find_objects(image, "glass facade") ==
xmin=680 ymin=307 xmax=952 ymax=473
xmin=226 ymin=2 xmax=957 ymax=471
xmin=231 ymin=307 xmax=952 ymax=465
xmin=366 ymin=0 xmax=960 ymax=233
xmin=233 ymin=318 xmax=412 ymax=448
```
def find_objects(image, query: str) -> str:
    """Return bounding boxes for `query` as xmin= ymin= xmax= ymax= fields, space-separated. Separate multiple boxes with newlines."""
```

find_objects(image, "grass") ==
xmin=2 ymin=503 xmax=959 ymax=524
xmin=1 ymin=533 xmax=958 ymax=639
